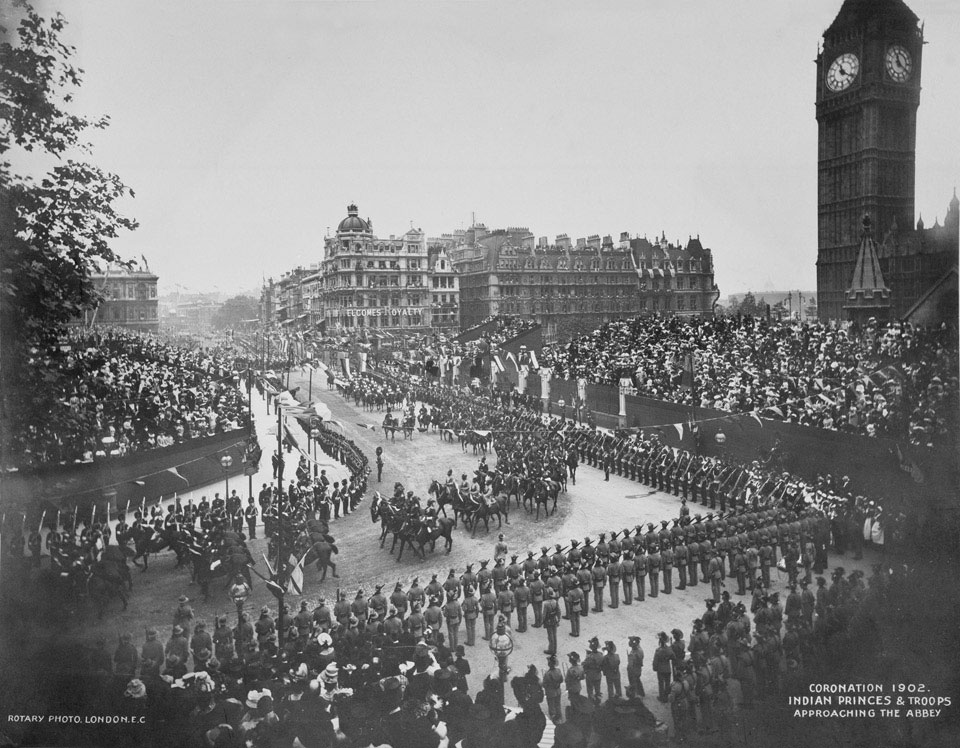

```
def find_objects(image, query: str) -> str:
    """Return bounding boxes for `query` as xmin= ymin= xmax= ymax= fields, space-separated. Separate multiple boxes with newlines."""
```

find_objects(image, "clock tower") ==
xmin=815 ymin=0 xmax=923 ymax=321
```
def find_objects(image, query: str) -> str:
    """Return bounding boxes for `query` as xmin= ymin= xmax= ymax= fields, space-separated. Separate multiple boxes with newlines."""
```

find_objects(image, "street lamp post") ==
xmin=310 ymin=422 xmax=321 ymax=479
xmin=230 ymin=576 xmax=250 ymax=635
xmin=220 ymin=454 xmax=234 ymax=503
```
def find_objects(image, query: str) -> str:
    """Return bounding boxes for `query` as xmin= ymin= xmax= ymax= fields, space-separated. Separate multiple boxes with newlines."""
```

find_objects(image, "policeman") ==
xmin=245 ymin=498 xmax=258 ymax=539
xmin=461 ymin=585 xmax=480 ymax=646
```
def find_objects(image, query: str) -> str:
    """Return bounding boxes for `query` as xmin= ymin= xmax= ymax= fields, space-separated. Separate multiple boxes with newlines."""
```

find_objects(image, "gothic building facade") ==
xmin=815 ymin=0 xmax=958 ymax=322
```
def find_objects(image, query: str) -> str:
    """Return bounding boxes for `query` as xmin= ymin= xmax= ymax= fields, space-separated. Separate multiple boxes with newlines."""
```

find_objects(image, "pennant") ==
xmin=132 ymin=480 xmax=146 ymax=486
xmin=356 ymin=423 xmax=377 ymax=430
xmin=504 ymin=352 xmax=519 ymax=370
xmin=766 ymin=406 xmax=784 ymax=418
xmin=528 ymin=350 xmax=539 ymax=369
xmin=266 ymin=580 xmax=285 ymax=601
xmin=166 ymin=467 xmax=189 ymax=484
xmin=749 ymin=411 xmax=764 ymax=428
xmin=818 ymin=393 xmax=835 ymax=406
xmin=492 ymin=355 xmax=505 ymax=373
xmin=672 ymin=423 xmax=684 ymax=440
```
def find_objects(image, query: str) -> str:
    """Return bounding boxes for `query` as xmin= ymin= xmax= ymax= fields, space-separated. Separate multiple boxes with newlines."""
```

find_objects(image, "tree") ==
xmin=212 ymin=295 xmax=260 ymax=331
xmin=1 ymin=2 xmax=138 ymax=459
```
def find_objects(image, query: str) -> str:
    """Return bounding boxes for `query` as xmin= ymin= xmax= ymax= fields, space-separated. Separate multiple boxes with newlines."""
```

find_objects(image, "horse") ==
xmin=459 ymin=431 xmax=489 ymax=455
xmin=86 ymin=560 xmax=130 ymax=619
xmin=531 ymin=479 xmax=560 ymax=520
xmin=402 ymin=414 xmax=416 ymax=439
xmin=469 ymin=493 xmax=510 ymax=537
xmin=195 ymin=547 xmax=252 ymax=601
xmin=428 ymin=479 xmax=469 ymax=528
xmin=409 ymin=517 xmax=456 ymax=556
xmin=371 ymin=493 xmax=400 ymax=548
xmin=382 ymin=413 xmax=398 ymax=441
xmin=99 ymin=544 xmax=134 ymax=591
xmin=491 ymin=472 xmax=522 ymax=509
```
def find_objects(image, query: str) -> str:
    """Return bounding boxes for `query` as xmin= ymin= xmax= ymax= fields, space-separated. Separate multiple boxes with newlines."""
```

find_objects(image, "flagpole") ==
xmin=276 ymin=400 xmax=285 ymax=654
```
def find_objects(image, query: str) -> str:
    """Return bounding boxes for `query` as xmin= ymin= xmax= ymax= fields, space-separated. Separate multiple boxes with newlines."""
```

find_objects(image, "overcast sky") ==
xmin=16 ymin=0 xmax=960 ymax=296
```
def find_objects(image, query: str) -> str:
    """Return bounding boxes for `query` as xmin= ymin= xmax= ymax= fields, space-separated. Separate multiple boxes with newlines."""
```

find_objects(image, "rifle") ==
xmin=37 ymin=510 xmax=47 ymax=535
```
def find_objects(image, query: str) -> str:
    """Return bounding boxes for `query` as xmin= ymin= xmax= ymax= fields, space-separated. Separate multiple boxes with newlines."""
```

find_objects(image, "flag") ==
xmin=528 ymin=350 xmax=539 ymax=369
xmin=749 ymin=411 xmax=764 ymax=428
xmin=356 ymin=423 xmax=377 ymax=430
xmin=504 ymin=352 xmax=519 ymax=371
xmin=818 ymin=393 xmax=835 ymax=406
xmin=492 ymin=355 xmax=505 ymax=373
xmin=672 ymin=423 xmax=684 ymax=440
xmin=766 ymin=406 xmax=784 ymax=418
xmin=287 ymin=553 xmax=306 ymax=595
xmin=166 ymin=467 xmax=189 ymax=484
xmin=266 ymin=579 xmax=285 ymax=601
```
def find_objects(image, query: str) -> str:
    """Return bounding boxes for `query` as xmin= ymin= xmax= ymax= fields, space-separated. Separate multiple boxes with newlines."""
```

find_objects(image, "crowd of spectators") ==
xmin=6 ymin=329 xmax=252 ymax=470
xmin=540 ymin=315 xmax=958 ymax=447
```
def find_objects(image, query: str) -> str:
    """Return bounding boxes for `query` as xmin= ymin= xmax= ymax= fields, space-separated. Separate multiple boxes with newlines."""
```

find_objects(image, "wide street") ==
xmin=38 ymin=368 xmax=875 ymax=729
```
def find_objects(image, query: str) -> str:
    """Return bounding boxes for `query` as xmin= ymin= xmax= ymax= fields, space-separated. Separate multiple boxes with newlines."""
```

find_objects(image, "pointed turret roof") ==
xmin=845 ymin=215 xmax=891 ymax=310
xmin=825 ymin=0 xmax=918 ymax=39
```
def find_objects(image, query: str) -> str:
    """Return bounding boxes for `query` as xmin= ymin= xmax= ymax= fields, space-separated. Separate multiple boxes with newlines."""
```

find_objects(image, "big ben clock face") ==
xmin=885 ymin=44 xmax=913 ymax=82
xmin=826 ymin=53 xmax=860 ymax=92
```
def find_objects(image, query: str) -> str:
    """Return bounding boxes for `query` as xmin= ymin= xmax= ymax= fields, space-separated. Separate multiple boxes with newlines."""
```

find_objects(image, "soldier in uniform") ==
xmin=661 ymin=542 xmax=674 ymax=594
xmin=333 ymin=590 xmax=352 ymax=628
xmin=620 ymin=550 xmax=635 ymax=605
xmin=528 ymin=569 xmax=546 ymax=627
xmin=542 ymin=587 xmax=561 ymax=655
xmin=461 ymin=585 xmax=479 ymax=646
xmin=426 ymin=573 xmax=444 ymax=602
xmin=494 ymin=533 xmax=508 ymax=563
xmin=480 ymin=582 xmax=498 ymax=641
xmin=496 ymin=581 xmax=515 ymax=629
xmin=708 ymin=550 xmax=724 ymax=603
xmin=406 ymin=601 xmax=426 ymax=640
xmin=583 ymin=637 xmax=604 ymax=704
xmin=566 ymin=652 xmax=585 ymax=700
xmin=506 ymin=554 xmax=523 ymax=587
xmin=537 ymin=546 xmax=552 ymax=574
xmin=244 ymin=498 xmax=258 ymax=539
xmin=733 ymin=545 xmax=748 ymax=596
xmin=460 ymin=562 xmax=477 ymax=593
xmin=566 ymin=581 xmax=583 ymax=637
xmin=522 ymin=550 xmax=538 ymax=577
xmin=601 ymin=641 xmax=623 ymax=699
xmin=477 ymin=559 xmax=493 ymax=592
xmin=492 ymin=557 xmax=508 ymax=592
xmin=606 ymin=553 xmax=622 ymax=608
xmin=590 ymin=557 xmax=607 ymax=613
xmin=444 ymin=591 xmax=463 ymax=650
xmin=543 ymin=655 xmax=564 ymax=723
xmin=627 ymin=635 xmax=645 ymax=697
xmin=407 ymin=577 xmax=425 ymax=611
xmin=514 ymin=576 xmax=531 ymax=633
xmin=635 ymin=545 xmax=648 ymax=602
xmin=389 ymin=582 xmax=408 ymax=619
xmin=173 ymin=595 xmax=195 ymax=628
xmin=576 ymin=560 xmax=593 ymax=617
xmin=312 ymin=596 xmax=332 ymax=633
xmin=647 ymin=545 xmax=661 ymax=598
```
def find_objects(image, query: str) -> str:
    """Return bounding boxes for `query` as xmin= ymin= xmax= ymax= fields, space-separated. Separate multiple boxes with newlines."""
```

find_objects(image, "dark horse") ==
xmin=129 ymin=525 xmax=189 ymax=571
xmin=382 ymin=413 xmax=398 ymax=441
xmin=194 ymin=547 xmax=253 ymax=601
xmin=402 ymin=414 xmax=416 ymax=439
xmin=428 ymin=479 xmax=470 ymax=528
xmin=469 ymin=493 xmax=510 ymax=537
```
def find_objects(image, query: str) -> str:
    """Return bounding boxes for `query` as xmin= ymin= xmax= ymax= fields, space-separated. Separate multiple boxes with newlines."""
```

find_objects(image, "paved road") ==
xmin=28 ymin=371 xmax=879 ymax=721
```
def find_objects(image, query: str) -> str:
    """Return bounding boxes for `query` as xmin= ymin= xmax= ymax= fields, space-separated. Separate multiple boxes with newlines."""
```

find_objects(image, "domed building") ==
xmin=320 ymin=204 xmax=457 ymax=334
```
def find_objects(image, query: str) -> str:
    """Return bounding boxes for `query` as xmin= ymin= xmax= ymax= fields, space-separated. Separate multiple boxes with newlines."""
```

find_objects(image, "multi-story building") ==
xmin=72 ymin=262 xmax=159 ymax=333
xmin=427 ymin=244 xmax=460 ymax=335
xmin=446 ymin=223 xmax=718 ymax=343
xmin=300 ymin=264 xmax=324 ymax=329
xmin=320 ymin=204 xmax=440 ymax=333
xmin=815 ymin=0 xmax=958 ymax=322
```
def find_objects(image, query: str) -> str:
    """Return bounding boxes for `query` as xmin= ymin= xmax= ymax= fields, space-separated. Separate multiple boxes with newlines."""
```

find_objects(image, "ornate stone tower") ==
xmin=815 ymin=0 xmax=923 ymax=321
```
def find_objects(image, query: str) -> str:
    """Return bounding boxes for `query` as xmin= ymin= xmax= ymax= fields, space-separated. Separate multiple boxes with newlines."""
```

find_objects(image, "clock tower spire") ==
xmin=814 ymin=0 xmax=922 ymax=321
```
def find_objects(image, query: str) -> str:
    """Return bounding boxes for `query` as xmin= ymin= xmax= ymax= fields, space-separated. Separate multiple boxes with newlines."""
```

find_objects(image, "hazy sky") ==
xmin=15 ymin=0 xmax=960 ymax=296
